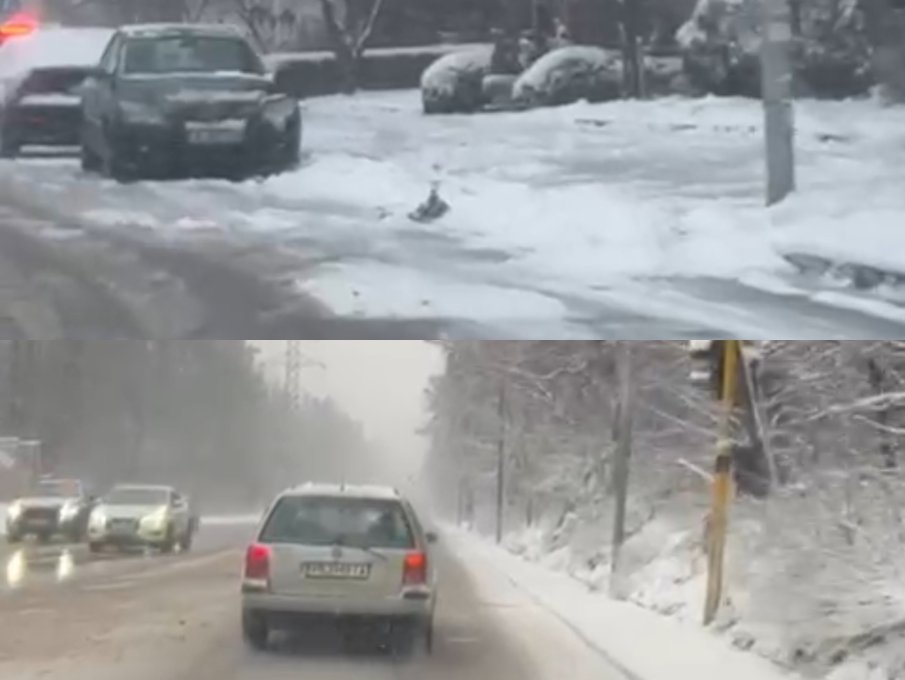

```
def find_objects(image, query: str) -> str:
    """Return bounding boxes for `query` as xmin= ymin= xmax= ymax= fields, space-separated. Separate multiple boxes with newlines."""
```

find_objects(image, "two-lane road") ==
xmin=0 ymin=526 xmax=624 ymax=680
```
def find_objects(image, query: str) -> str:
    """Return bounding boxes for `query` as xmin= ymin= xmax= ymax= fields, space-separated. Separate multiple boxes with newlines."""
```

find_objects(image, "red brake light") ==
xmin=244 ymin=543 xmax=271 ymax=581
xmin=402 ymin=551 xmax=427 ymax=585
xmin=0 ymin=12 xmax=38 ymax=38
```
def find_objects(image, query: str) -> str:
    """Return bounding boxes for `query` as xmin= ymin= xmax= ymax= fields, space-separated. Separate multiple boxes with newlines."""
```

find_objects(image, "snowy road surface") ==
xmin=1 ymin=527 xmax=627 ymax=680
xmin=3 ymin=92 xmax=905 ymax=338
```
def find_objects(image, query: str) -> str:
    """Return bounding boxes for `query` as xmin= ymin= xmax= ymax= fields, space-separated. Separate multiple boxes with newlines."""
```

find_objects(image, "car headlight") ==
xmin=118 ymin=100 xmax=166 ymax=126
xmin=6 ymin=501 xmax=22 ymax=522
xmin=60 ymin=502 xmax=79 ymax=521
xmin=89 ymin=508 xmax=107 ymax=529
xmin=141 ymin=507 xmax=168 ymax=531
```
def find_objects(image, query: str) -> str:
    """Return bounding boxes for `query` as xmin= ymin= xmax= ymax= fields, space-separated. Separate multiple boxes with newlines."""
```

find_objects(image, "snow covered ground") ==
xmin=450 ymin=526 xmax=792 ymax=680
xmin=3 ymin=91 xmax=905 ymax=337
xmin=473 ymin=487 xmax=905 ymax=680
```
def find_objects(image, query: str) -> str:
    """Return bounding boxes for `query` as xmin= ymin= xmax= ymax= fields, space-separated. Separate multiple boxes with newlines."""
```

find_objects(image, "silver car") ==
xmin=240 ymin=483 xmax=438 ymax=655
xmin=87 ymin=484 xmax=197 ymax=553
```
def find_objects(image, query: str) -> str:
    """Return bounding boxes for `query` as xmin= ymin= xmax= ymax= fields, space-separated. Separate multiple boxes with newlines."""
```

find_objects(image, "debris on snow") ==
xmin=408 ymin=183 xmax=450 ymax=223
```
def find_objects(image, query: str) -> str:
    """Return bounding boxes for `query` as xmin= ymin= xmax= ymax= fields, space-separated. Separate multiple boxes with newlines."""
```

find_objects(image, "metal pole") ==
xmin=610 ymin=342 xmax=635 ymax=596
xmin=495 ymin=380 xmax=506 ymax=544
xmin=703 ymin=340 xmax=740 ymax=625
xmin=761 ymin=0 xmax=796 ymax=205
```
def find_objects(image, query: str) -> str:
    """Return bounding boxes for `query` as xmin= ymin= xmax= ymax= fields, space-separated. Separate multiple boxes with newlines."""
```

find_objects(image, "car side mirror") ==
xmin=425 ymin=531 xmax=438 ymax=544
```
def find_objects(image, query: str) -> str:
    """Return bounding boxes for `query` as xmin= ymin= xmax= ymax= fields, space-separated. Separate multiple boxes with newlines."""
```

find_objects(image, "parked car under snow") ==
xmin=80 ymin=23 xmax=301 ymax=181
xmin=420 ymin=46 xmax=493 ymax=114
xmin=513 ymin=46 xmax=623 ymax=108
xmin=0 ymin=26 xmax=113 ymax=157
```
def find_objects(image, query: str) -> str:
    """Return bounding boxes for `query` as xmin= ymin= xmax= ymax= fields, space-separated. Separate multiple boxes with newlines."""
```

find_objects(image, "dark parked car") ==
xmin=5 ymin=477 xmax=98 ymax=543
xmin=0 ymin=26 xmax=113 ymax=157
xmin=79 ymin=23 xmax=302 ymax=181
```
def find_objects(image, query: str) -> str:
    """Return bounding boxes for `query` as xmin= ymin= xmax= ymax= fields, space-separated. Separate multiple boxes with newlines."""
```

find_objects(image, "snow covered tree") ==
xmin=318 ymin=0 xmax=387 ymax=92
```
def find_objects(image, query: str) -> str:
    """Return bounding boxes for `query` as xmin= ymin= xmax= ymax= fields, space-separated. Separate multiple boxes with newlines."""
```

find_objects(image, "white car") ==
xmin=240 ymin=483 xmax=438 ymax=655
xmin=87 ymin=484 xmax=197 ymax=553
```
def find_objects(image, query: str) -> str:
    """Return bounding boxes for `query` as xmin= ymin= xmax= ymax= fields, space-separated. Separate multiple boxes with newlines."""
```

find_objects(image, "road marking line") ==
xmin=122 ymin=549 xmax=238 ymax=582
xmin=80 ymin=581 xmax=136 ymax=592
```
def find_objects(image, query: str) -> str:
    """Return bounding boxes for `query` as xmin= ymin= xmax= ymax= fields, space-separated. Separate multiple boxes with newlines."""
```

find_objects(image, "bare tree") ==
xmin=318 ymin=0 xmax=387 ymax=93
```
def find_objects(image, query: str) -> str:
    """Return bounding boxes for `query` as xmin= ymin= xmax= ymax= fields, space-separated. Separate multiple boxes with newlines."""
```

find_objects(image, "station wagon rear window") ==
xmin=260 ymin=496 xmax=415 ymax=550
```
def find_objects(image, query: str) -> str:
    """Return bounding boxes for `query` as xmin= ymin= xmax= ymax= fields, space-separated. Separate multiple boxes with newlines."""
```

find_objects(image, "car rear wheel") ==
xmin=242 ymin=611 xmax=269 ymax=651
xmin=389 ymin=621 xmax=417 ymax=659
xmin=179 ymin=528 xmax=193 ymax=552
xmin=6 ymin=531 xmax=22 ymax=544
xmin=0 ymin=133 xmax=19 ymax=159
xmin=80 ymin=141 xmax=102 ymax=173
xmin=281 ymin=116 xmax=301 ymax=170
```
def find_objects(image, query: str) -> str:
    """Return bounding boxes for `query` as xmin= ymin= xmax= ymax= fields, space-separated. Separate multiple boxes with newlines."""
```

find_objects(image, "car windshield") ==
xmin=260 ymin=496 xmax=415 ymax=550
xmin=34 ymin=479 xmax=80 ymax=497
xmin=19 ymin=67 xmax=90 ymax=95
xmin=121 ymin=35 xmax=262 ymax=75
xmin=105 ymin=488 xmax=168 ymax=505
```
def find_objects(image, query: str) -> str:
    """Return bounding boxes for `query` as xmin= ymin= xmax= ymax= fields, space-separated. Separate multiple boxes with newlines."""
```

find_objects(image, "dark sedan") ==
xmin=79 ymin=23 xmax=302 ymax=181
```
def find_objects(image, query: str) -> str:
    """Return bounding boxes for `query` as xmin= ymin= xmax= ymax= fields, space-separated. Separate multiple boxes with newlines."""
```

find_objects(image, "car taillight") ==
xmin=244 ymin=543 xmax=271 ymax=584
xmin=0 ymin=12 xmax=38 ymax=38
xmin=402 ymin=551 xmax=427 ymax=585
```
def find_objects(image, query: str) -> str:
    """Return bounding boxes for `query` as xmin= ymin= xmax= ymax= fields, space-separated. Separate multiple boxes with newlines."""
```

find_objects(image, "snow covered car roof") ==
xmin=118 ymin=23 xmax=245 ymax=39
xmin=0 ymin=26 xmax=113 ymax=80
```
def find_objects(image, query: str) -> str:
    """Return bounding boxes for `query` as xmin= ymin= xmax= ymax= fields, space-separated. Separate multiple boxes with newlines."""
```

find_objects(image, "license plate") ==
xmin=303 ymin=562 xmax=370 ymax=579
xmin=110 ymin=520 xmax=135 ymax=533
xmin=186 ymin=125 xmax=243 ymax=145
xmin=28 ymin=517 xmax=51 ymax=526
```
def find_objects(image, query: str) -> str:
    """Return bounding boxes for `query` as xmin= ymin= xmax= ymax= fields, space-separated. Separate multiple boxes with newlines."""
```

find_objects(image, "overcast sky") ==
xmin=251 ymin=341 xmax=443 ymax=484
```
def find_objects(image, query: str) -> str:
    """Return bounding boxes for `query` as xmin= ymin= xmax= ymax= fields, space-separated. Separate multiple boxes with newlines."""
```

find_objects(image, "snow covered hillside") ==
xmin=425 ymin=341 xmax=905 ymax=680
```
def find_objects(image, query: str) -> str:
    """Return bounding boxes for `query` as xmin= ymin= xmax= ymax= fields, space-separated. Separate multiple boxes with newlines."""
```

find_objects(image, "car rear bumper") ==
xmin=4 ymin=105 xmax=81 ymax=146
xmin=241 ymin=588 xmax=434 ymax=620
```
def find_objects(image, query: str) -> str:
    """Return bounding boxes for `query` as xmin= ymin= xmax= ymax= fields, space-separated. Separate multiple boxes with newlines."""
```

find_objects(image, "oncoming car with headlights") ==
xmin=79 ymin=23 xmax=301 ymax=181
xmin=88 ymin=484 xmax=197 ymax=553
xmin=241 ymin=483 xmax=438 ymax=656
xmin=5 ymin=477 xmax=96 ymax=543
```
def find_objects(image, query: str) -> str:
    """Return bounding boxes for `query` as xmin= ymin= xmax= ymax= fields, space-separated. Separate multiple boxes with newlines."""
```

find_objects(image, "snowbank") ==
xmin=450 ymin=526 xmax=793 ymax=680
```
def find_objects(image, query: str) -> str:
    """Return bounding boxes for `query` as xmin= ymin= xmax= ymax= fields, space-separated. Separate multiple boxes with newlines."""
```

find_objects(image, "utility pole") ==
xmin=621 ymin=0 xmax=644 ymax=97
xmin=495 ymin=378 xmax=507 ymax=544
xmin=761 ymin=0 xmax=795 ymax=205
xmin=284 ymin=341 xmax=302 ymax=411
xmin=610 ymin=342 xmax=635 ymax=596
xmin=703 ymin=340 xmax=741 ymax=625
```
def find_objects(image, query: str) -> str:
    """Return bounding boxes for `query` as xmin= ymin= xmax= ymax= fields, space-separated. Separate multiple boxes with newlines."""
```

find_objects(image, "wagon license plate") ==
xmin=303 ymin=562 xmax=370 ymax=579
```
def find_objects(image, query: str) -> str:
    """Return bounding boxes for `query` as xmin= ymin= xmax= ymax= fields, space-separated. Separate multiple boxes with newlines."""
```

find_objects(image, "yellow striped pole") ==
xmin=703 ymin=340 xmax=740 ymax=625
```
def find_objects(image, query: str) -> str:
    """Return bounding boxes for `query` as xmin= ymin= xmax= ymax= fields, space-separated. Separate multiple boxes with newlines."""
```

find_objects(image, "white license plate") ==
xmin=187 ymin=126 xmax=244 ymax=145
xmin=303 ymin=562 xmax=370 ymax=579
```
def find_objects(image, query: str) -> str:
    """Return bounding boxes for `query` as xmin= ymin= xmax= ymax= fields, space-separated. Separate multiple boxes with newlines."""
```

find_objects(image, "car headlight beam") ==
xmin=6 ymin=501 xmax=22 ymax=522
xmin=60 ymin=502 xmax=79 ymax=521
xmin=141 ymin=507 xmax=168 ymax=531
xmin=89 ymin=508 xmax=107 ymax=529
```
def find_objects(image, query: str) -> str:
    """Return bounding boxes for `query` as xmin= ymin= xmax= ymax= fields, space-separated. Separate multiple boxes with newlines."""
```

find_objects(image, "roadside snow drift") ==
xmin=450 ymin=527 xmax=790 ymax=680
